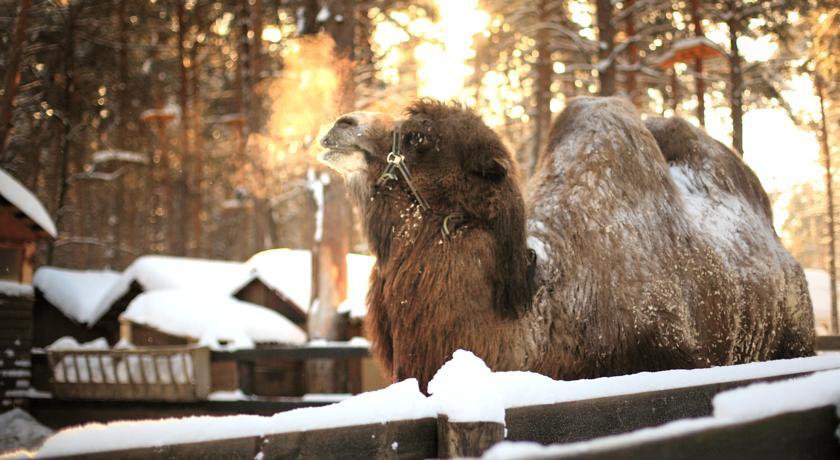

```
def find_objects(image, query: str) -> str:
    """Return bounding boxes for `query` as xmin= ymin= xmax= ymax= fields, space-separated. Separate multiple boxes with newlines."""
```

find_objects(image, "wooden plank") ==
xmin=29 ymin=397 xmax=337 ymax=430
xmin=260 ymin=418 xmax=437 ymax=460
xmin=212 ymin=345 xmax=370 ymax=362
xmin=505 ymin=370 xmax=822 ymax=444
xmin=539 ymin=406 xmax=840 ymax=460
xmin=816 ymin=335 xmax=840 ymax=350
xmin=62 ymin=435 xmax=259 ymax=460
xmin=436 ymin=415 xmax=504 ymax=458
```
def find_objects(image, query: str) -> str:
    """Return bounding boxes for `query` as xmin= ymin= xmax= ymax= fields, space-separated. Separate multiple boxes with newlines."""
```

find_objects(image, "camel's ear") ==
xmin=468 ymin=156 xmax=507 ymax=182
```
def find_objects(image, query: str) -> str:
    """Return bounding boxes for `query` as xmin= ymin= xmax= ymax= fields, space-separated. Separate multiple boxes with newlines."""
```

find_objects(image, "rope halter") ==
xmin=375 ymin=124 xmax=464 ymax=240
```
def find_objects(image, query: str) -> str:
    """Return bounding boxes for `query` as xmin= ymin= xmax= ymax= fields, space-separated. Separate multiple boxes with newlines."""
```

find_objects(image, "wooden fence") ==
xmin=47 ymin=361 xmax=840 ymax=460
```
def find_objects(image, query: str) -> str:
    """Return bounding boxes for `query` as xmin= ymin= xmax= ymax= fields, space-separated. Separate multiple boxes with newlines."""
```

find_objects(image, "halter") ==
xmin=375 ymin=124 xmax=464 ymax=240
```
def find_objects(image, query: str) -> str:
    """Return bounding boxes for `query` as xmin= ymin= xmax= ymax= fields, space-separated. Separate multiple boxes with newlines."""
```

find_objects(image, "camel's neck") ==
xmin=350 ymin=179 xmax=540 ymax=386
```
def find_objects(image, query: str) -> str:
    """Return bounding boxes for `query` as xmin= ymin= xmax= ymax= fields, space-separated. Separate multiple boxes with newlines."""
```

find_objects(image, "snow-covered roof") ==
xmin=236 ymin=249 xmax=313 ymax=312
xmin=33 ymin=267 xmax=122 ymax=325
xmin=0 ymin=280 xmax=34 ymax=298
xmin=804 ymin=268 xmax=835 ymax=334
xmin=337 ymin=254 xmax=376 ymax=318
xmin=95 ymin=255 xmax=245 ymax=316
xmin=120 ymin=289 xmax=307 ymax=349
xmin=652 ymin=36 xmax=725 ymax=68
xmin=0 ymin=167 xmax=57 ymax=237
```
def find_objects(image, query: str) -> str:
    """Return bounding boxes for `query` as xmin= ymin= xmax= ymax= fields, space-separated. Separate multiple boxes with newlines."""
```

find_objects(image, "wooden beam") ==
xmin=535 ymin=406 xmax=840 ymax=460
xmin=505 ymin=370 xmax=824 ymax=444
xmin=437 ymin=415 xmax=504 ymax=458
xmin=211 ymin=345 xmax=370 ymax=362
xmin=816 ymin=335 xmax=840 ymax=350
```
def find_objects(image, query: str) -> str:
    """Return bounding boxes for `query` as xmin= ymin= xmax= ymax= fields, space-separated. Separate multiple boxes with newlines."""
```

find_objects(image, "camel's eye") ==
xmin=404 ymin=131 xmax=433 ymax=155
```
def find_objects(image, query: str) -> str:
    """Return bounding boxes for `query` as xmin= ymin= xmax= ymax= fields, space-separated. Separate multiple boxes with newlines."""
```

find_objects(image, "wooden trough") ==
xmin=46 ymin=346 xmax=211 ymax=402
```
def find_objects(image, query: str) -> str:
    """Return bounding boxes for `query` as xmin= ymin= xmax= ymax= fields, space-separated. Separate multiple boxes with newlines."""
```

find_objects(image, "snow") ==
xmin=91 ymin=150 xmax=148 ymax=165
xmin=428 ymin=350 xmax=505 ymax=424
xmin=120 ymin=290 xmax=307 ymax=349
xmin=0 ymin=409 xmax=53 ymax=453
xmin=307 ymin=170 xmax=328 ymax=243
xmin=0 ymin=167 xmax=57 ymax=237
xmin=46 ymin=337 xmax=109 ymax=351
xmin=236 ymin=249 xmax=313 ymax=313
xmin=207 ymin=390 xmax=250 ymax=401
xmin=301 ymin=393 xmax=351 ymax=402
xmin=0 ymin=281 xmax=33 ymax=298
xmin=30 ymin=352 xmax=840 ymax=458
xmin=35 ymin=379 xmax=434 ymax=457
xmin=33 ymin=267 xmax=121 ymax=326
xmin=804 ymin=268 xmax=835 ymax=335
xmin=95 ymin=255 xmax=245 ymax=316
xmin=484 ymin=368 xmax=840 ymax=459
xmin=489 ymin=354 xmax=840 ymax=409
xmin=337 ymin=254 xmax=375 ymax=318
xmin=316 ymin=5 xmax=330 ymax=22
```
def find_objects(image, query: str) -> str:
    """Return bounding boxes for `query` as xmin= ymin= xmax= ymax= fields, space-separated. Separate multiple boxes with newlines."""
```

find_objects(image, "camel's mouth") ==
xmin=317 ymin=147 xmax=369 ymax=178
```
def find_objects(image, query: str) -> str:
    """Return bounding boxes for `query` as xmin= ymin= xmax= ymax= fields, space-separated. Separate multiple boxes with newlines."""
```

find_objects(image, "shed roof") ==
xmin=121 ymin=289 xmax=307 ymax=349
xmin=0 ymin=167 xmax=57 ymax=238
xmin=33 ymin=267 xmax=121 ymax=325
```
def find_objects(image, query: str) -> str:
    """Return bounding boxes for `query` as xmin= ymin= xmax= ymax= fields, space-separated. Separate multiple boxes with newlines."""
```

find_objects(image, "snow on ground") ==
xmin=0 ymin=281 xmax=33 ymax=298
xmin=0 ymin=409 xmax=53 ymax=454
xmin=32 ymin=351 xmax=840 ymax=458
xmin=207 ymin=390 xmax=251 ymax=401
xmin=0 ymin=167 xmax=57 ymax=237
xmin=484 ymin=368 xmax=840 ymax=459
xmin=33 ymin=268 xmax=121 ymax=325
xmin=121 ymin=290 xmax=307 ymax=349
xmin=804 ymin=268 xmax=835 ymax=335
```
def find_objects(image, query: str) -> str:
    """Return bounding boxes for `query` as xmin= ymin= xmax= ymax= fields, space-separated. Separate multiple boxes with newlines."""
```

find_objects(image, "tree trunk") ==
xmin=816 ymin=75 xmax=838 ymax=334
xmin=111 ymin=0 xmax=130 ymax=267
xmin=596 ymin=0 xmax=616 ymax=96
xmin=531 ymin=0 xmax=552 ymax=176
xmin=190 ymin=2 xmax=205 ymax=257
xmin=174 ymin=0 xmax=190 ymax=256
xmin=0 ymin=0 xmax=32 ymax=159
xmin=690 ymin=0 xmax=705 ymax=126
xmin=624 ymin=0 xmax=640 ymax=107
xmin=727 ymin=15 xmax=744 ymax=155
xmin=47 ymin=3 xmax=77 ymax=264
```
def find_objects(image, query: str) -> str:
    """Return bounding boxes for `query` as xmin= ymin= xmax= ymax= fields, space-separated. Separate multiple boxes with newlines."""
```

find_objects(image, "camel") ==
xmin=319 ymin=97 xmax=815 ymax=391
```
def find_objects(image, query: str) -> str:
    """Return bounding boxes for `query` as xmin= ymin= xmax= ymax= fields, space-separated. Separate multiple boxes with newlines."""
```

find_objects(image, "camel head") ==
xmin=319 ymin=100 xmax=517 ymax=219
xmin=321 ymin=100 xmax=535 ymax=319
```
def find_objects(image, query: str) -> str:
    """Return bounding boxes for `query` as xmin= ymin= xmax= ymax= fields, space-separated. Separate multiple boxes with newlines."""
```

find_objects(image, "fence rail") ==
xmin=44 ymin=362 xmax=840 ymax=459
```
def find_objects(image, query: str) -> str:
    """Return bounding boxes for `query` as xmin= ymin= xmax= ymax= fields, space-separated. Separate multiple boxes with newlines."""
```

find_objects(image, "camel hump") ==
xmin=645 ymin=117 xmax=773 ymax=222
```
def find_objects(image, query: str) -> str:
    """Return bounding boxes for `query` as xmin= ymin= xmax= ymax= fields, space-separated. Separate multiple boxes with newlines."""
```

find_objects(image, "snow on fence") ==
xmin=33 ymin=352 xmax=840 ymax=459
xmin=46 ymin=347 xmax=210 ymax=402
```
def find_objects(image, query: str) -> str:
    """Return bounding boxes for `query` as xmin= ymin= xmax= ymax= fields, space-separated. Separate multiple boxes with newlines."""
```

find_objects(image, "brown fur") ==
xmin=321 ymin=97 xmax=815 ymax=392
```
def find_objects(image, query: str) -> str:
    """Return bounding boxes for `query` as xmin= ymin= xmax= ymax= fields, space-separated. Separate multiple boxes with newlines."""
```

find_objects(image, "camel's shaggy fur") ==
xmin=320 ymin=97 xmax=815 ymax=391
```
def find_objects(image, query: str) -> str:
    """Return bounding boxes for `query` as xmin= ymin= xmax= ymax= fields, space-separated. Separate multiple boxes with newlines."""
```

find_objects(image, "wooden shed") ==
xmin=31 ymin=267 xmax=124 ymax=348
xmin=119 ymin=290 xmax=308 ymax=395
xmin=0 ymin=281 xmax=35 ymax=408
xmin=0 ymin=168 xmax=56 ymax=283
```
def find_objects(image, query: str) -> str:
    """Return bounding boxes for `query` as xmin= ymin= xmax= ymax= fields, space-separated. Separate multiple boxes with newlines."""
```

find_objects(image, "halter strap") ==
xmin=375 ymin=124 xmax=464 ymax=240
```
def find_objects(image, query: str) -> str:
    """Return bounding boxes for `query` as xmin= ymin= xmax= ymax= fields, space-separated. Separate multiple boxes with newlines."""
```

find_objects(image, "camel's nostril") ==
xmin=335 ymin=116 xmax=358 ymax=129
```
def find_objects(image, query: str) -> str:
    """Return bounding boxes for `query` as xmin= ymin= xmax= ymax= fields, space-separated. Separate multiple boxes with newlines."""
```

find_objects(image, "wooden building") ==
xmin=0 ymin=168 xmax=56 ymax=283
xmin=119 ymin=290 xmax=309 ymax=396
xmin=31 ymin=268 xmax=123 ymax=348
xmin=0 ymin=281 xmax=35 ymax=408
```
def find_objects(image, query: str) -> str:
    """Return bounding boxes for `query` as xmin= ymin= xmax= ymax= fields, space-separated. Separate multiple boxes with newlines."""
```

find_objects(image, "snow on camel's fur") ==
xmin=319 ymin=97 xmax=815 ymax=392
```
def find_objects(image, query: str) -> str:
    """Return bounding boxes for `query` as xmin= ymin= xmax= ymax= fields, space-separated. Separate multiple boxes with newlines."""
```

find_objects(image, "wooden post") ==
xmin=816 ymin=75 xmax=838 ymax=334
xmin=436 ymin=415 xmax=504 ymax=458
